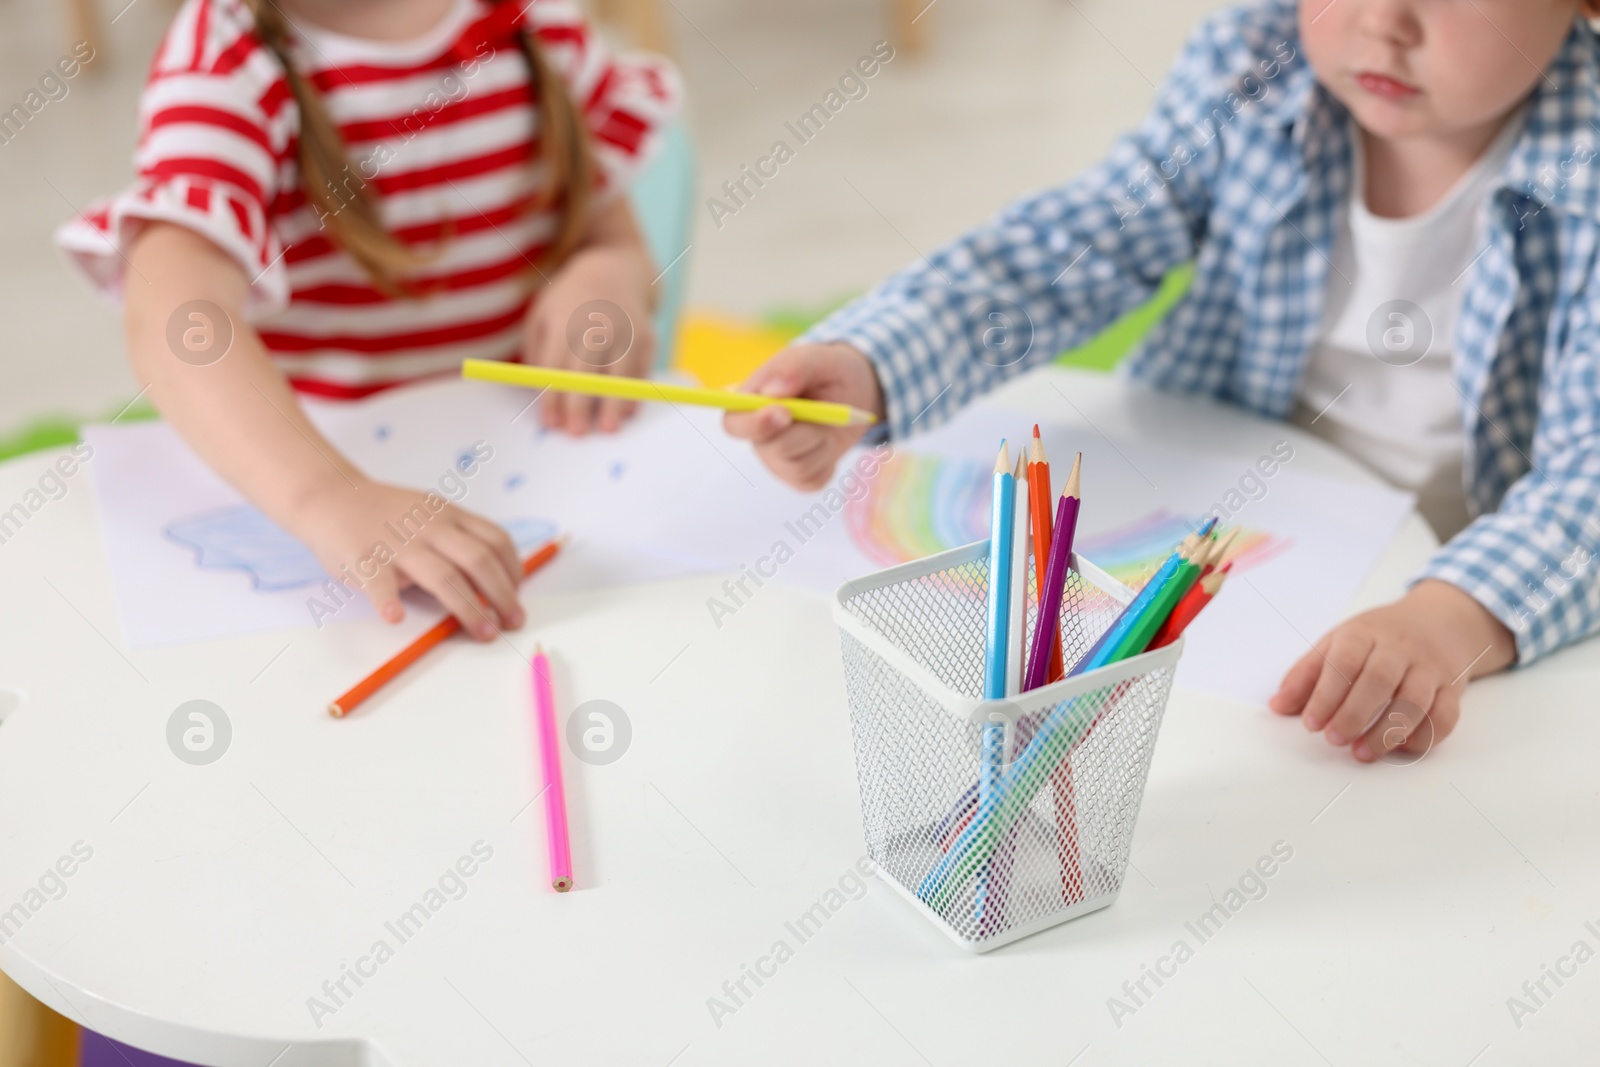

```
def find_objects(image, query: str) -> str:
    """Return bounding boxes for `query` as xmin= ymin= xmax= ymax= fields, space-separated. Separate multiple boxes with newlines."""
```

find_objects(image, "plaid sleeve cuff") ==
xmin=1415 ymin=511 xmax=1600 ymax=665
xmin=799 ymin=295 xmax=965 ymax=442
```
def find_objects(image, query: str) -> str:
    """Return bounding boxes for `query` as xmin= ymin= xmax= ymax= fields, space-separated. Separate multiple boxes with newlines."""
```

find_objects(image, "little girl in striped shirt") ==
xmin=58 ymin=0 xmax=678 ymax=638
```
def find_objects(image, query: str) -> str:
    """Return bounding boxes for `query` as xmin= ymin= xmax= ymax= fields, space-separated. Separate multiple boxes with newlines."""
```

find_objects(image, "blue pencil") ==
xmin=976 ymin=441 xmax=1014 ymax=920
xmin=1068 ymin=516 xmax=1217 ymax=676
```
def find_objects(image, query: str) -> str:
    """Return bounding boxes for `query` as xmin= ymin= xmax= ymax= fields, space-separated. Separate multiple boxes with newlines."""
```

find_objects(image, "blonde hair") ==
xmin=247 ymin=0 xmax=594 ymax=297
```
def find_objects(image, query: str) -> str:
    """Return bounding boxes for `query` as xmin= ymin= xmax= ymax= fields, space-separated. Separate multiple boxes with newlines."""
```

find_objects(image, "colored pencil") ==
xmin=532 ymin=645 xmax=574 ymax=892
xmin=919 ymin=687 xmax=1110 ymax=909
xmin=328 ymin=537 xmax=563 ymax=718
xmin=938 ymin=540 xmax=1219 ymax=904
xmin=981 ymin=450 xmax=1032 ymax=930
xmin=1149 ymin=561 xmax=1231 ymax=650
xmin=1198 ymin=528 xmax=1239 ymax=578
xmin=977 ymin=442 xmax=1015 ymax=920
xmin=924 ymin=521 xmax=1220 ymax=906
xmin=461 ymin=360 xmax=877 ymax=427
xmin=1006 ymin=451 xmax=1031 ymax=699
xmin=1024 ymin=450 xmax=1081 ymax=691
xmin=984 ymin=442 xmax=1015 ymax=703
xmin=1108 ymin=540 xmax=1204 ymax=660
xmin=1025 ymin=445 xmax=1082 ymax=905
xmin=1026 ymin=427 xmax=1067 ymax=685
xmin=1068 ymin=517 xmax=1216 ymax=677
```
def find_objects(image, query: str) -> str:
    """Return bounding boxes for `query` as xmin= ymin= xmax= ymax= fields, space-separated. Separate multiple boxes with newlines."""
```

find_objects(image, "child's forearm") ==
xmin=123 ymin=223 xmax=365 ymax=531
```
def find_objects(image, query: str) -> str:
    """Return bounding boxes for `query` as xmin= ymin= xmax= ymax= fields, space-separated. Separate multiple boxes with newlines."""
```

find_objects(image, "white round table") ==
xmin=2 ymin=367 xmax=1596 ymax=1066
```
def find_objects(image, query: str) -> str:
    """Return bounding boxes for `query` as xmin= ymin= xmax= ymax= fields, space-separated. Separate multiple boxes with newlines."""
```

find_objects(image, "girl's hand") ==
xmin=722 ymin=342 xmax=886 ymax=490
xmin=295 ymin=479 xmax=524 ymax=640
xmin=1268 ymin=579 xmax=1516 ymax=761
xmin=523 ymin=234 xmax=657 ymax=436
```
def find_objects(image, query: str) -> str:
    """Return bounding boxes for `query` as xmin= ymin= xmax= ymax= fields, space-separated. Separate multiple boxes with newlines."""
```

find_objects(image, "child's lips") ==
xmin=1354 ymin=71 xmax=1421 ymax=100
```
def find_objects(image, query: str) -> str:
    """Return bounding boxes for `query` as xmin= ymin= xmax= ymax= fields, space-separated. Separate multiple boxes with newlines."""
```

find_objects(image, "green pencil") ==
xmin=1107 ymin=538 xmax=1207 ymax=661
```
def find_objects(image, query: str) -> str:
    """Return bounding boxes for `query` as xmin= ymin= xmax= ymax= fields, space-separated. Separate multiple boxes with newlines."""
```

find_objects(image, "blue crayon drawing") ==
xmin=165 ymin=507 xmax=324 ymax=591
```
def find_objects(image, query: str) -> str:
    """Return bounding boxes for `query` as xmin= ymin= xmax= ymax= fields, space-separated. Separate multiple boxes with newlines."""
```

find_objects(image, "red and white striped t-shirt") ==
xmin=57 ymin=0 xmax=679 ymax=399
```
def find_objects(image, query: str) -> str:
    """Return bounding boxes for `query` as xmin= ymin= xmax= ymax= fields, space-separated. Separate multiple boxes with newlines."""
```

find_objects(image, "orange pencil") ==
xmin=328 ymin=537 xmax=564 ymax=718
xmin=1026 ymin=426 xmax=1066 ymax=684
xmin=1149 ymin=560 xmax=1231 ymax=650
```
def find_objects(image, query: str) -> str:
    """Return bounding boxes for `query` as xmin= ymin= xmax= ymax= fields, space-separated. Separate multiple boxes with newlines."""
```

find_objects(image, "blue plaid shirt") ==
xmin=802 ymin=1 xmax=1600 ymax=665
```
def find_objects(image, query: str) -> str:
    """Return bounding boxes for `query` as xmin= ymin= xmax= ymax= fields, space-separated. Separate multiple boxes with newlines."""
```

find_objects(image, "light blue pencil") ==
xmin=976 ymin=441 xmax=1014 ymax=921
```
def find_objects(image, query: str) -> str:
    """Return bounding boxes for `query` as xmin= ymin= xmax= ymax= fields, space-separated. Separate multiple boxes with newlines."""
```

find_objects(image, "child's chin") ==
xmin=1342 ymin=94 xmax=1438 ymax=141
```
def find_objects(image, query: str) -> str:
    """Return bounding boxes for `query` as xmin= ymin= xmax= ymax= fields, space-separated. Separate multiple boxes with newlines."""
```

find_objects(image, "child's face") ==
xmin=1300 ymin=0 xmax=1587 ymax=142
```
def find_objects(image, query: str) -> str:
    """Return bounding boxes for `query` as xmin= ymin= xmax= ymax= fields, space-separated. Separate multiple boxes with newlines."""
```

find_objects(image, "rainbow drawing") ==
xmin=845 ymin=452 xmax=993 ymax=566
xmin=845 ymin=452 xmax=1289 ymax=583
xmin=1075 ymin=509 xmax=1289 ymax=590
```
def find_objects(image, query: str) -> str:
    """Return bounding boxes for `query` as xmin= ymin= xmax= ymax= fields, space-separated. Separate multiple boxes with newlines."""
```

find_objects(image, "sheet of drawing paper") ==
xmin=639 ymin=401 xmax=1415 ymax=707
xmin=84 ymin=378 xmax=730 ymax=648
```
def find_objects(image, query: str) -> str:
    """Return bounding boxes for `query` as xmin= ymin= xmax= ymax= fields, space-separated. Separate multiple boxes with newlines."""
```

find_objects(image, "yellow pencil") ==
xmin=461 ymin=360 xmax=877 ymax=427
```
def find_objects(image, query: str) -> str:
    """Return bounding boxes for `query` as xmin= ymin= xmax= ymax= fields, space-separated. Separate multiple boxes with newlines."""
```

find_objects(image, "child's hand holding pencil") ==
xmin=722 ymin=342 xmax=885 ymax=491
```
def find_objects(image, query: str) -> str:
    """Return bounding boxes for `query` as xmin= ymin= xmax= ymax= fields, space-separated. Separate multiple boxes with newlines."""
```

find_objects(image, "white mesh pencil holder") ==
xmin=832 ymin=541 xmax=1183 ymax=953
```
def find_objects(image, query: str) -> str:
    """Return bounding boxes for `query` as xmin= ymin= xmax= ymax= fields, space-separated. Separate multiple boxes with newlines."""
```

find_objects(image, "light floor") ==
xmin=0 ymin=0 xmax=1229 ymax=431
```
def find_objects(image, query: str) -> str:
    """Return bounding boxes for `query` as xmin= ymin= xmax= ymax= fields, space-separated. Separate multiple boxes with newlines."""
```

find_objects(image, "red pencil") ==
xmin=1148 ymin=560 xmax=1230 ymax=650
xmin=328 ymin=537 xmax=564 ymax=717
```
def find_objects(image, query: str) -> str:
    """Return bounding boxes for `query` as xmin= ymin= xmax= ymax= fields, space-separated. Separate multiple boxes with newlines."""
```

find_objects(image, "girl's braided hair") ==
xmin=245 ymin=0 xmax=594 ymax=296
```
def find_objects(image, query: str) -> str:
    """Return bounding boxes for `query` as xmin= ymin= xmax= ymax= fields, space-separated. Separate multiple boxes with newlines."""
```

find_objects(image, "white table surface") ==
xmin=1 ymin=367 xmax=1597 ymax=1067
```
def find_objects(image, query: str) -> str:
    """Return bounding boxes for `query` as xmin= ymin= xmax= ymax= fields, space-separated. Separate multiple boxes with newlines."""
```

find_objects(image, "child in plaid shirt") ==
xmin=727 ymin=0 xmax=1600 ymax=761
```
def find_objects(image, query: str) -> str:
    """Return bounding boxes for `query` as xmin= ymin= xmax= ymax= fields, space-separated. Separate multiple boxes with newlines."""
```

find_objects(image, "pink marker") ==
xmin=533 ymin=646 xmax=573 ymax=892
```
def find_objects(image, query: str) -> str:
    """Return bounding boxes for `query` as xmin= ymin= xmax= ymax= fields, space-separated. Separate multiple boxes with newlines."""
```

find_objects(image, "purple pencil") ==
xmin=1023 ymin=453 xmax=1081 ymax=691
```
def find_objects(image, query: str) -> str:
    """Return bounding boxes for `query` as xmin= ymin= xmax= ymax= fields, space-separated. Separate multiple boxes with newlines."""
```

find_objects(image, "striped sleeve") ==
xmin=54 ymin=0 xmax=293 ymax=315
xmin=523 ymin=0 xmax=681 ymax=196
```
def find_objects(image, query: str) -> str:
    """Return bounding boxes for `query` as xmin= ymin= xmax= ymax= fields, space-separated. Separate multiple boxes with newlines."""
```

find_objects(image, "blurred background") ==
xmin=0 ymin=0 xmax=1223 ymax=1061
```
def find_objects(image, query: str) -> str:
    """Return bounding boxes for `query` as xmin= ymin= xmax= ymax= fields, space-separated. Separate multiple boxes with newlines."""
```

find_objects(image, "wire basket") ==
xmin=833 ymin=541 xmax=1182 ymax=952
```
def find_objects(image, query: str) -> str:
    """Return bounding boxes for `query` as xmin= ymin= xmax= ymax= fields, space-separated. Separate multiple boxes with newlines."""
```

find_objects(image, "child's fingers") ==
xmin=1419 ymin=683 xmax=1463 ymax=747
xmin=1321 ymin=647 xmax=1407 ymax=746
xmin=725 ymin=403 xmax=794 ymax=444
xmin=780 ymin=441 xmax=840 ymax=491
xmin=453 ymin=512 xmax=522 ymax=595
xmin=762 ymin=421 xmax=832 ymax=465
xmin=402 ymin=548 xmax=498 ymax=640
xmin=1352 ymin=666 xmax=1438 ymax=761
xmin=362 ymin=566 xmax=406 ymax=624
xmin=564 ymin=392 xmax=598 ymax=435
xmin=430 ymin=525 xmax=522 ymax=629
xmin=1268 ymin=641 xmax=1328 ymax=715
xmin=1299 ymin=631 xmax=1374 ymax=733
xmin=738 ymin=350 xmax=804 ymax=397
xmin=597 ymin=395 xmax=628 ymax=432
xmin=756 ymin=426 xmax=841 ymax=489
xmin=538 ymin=389 xmax=563 ymax=429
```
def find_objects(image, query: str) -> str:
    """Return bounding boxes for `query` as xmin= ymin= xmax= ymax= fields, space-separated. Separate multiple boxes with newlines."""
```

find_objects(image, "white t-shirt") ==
xmin=1292 ymin=114 xmax=1523 ymax=540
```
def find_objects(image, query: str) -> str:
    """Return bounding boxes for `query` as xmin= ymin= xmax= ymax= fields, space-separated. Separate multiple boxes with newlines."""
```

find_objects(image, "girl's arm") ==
xmin=124 ymin=222 xmax=525 ymax=639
